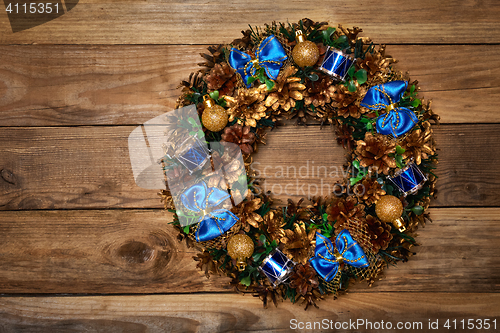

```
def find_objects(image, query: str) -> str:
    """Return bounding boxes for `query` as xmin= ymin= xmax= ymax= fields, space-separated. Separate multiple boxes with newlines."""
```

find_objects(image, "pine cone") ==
xmin=230 ymin=197 xmax=263 ymax=232
xmin=332 ymin=84 xmax=367 ymax=119
xmin=281 ymin=222 xmax=316 ymax=264
xmin=289 ymin=263 xmax=319 ymax=296
xmin=421 ymin=99 xmax=440 ymax=125
xmin=231 ymin=29 xmax=252 ymax=49
xmin=224 ymin=86 xmax=268 ymax=127
xmin=365 ymin=214 xmax=393 ymax=253
xmin=303 ymin=74 xmax=336 ymax=107
xmin=326 ymin=196 xmax=365 ymax=226
xmin=335 ymin=123 xmax=355 ymax=150
xmin=221 ymin=124 xmax=256 ymax=155
xmin=176 ymin=72 xmax=205 ymax=109
xmin=353 ymin=177 xmax=386 ymax=206
xmin=205 ymin=63 xmax=237 ymax=96
xmin=285 ymin=107 xmax=311 ymax=125
xmin=355 ymin=132 xmax=396 ymax=175
xmin=308 ymin=104 xmax=336 ymax=124
xmin=264 ymin=66 xmax=306 ymax=113
xmin=401 ymin=121 xmax=436 ymax=165
xmin=194 ymin=251 xmax=219 ymax=278
xmin=264 ymin=210 xmax=285 ymax=242
xmin=357 ymin=45 xmax=395 ymax=82
xmin=158 ymin=189 xmax=174 ymax=210
xmin=198 ymin=44 xmax=226 ymax=73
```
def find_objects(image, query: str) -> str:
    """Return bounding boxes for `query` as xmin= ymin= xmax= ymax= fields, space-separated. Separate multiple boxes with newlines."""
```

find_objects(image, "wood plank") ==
xmin=0 ymin=208 xmax=497 ymax=293
xmin=0 ymin=209 xmax=233 ymax=294
xmin=0 ymin=45 xmax=498 ymax=127
xmin=0 ymin=125 xmax=498 ymax=210
xmin=0 ymin=293 xmax=498 ymax=332
xmin=1 ymin=1 xmax=500 ymax=44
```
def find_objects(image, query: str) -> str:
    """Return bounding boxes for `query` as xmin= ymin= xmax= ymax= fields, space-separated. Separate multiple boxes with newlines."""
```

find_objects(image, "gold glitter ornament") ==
xmin=201 ymin=95 xmax=228 ymax=132
xmin=375 ymin=195 xmax=406 ymax=232
xmin=227 ymin=234 xmax=254 ymax=271
xmin=292 ymin=30 xmax=320 ymax=68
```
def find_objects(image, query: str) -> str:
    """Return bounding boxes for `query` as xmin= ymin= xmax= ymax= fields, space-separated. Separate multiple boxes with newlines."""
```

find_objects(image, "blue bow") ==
xmin=360 ymin=80 xmax=419 ymax=138
xmin=310 ymin=231 xmax=369 ymax=282
xmin=229 ymin=35 xmax=288 ymax=88
xmin=180 ymin=181 xmax=239 ymax=242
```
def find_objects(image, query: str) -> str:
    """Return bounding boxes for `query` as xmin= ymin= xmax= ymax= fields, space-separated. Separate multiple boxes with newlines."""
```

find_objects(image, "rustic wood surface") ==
xmin=0 ymin=45 xmax=498 ymax=126
xmin=0 ymin=294 xmax=498 ymax=332
xmin=0 ymin=0 xmax=499 ymax=332
xmin=0 ymin=208 xmax=498 ymax=294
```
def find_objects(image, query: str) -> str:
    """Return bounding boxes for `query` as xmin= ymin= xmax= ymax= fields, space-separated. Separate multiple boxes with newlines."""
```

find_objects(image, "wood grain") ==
xmin=0 ymin=209 xmax=233 ymax=294
xmin=0 ymin=208 xmax=497 ymax=294
xmin=0 ymin=125 xmax=498 ymax=210
xmin=0 ymin=293 xmax=498 ymax=332
xmin=0 ymin=45 xmax=498 ymax=127
xmin=1 ymin=1 xmax=500 ymax=45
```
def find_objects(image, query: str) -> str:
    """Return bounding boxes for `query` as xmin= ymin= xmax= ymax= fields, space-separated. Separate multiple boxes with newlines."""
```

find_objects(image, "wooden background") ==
xmin=0 ymin=1 xmax=499 ymax=332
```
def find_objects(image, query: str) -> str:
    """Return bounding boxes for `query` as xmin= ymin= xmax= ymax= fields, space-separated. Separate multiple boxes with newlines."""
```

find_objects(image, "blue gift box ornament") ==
xmin=229 ymin=35 xmax=288 ymax=88
xmin=259 ymin=248 xmax=295 ymax=287
xmin=388 ymin=160 xmax=428 ymax=196
xmin=310 ymin=231 xmax=369 ymax=282
xmin=180 ymin=181 xmax=239 ymax=242
xmin=360 ymin=80 xmax=419 ymax=138
xmin=319 ymin=47 xmax=356 ymax=81
xmin=174 ymin=136 xmax=211 ymax=174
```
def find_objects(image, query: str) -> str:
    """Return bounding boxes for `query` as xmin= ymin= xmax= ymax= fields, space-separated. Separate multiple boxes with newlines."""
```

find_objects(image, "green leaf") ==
xmin=209 ymin=90 xmax=219 ymax=100
xmin=350 ymin=176 xmax=362 ymax=186
xmin=366 ymin=122 xmax=373 ymax=130
xmin=352 ymin=160 xmax=360 ymax=169
xmin=395 ymin=154 xmax=404 ymax=169
xmin=183 ymin=225 xmax=190 ymax=234
xmin=347 ymin=65 xmax=356 ymax=77
xmin=411 ymin=205 xmax=424 ymax=215
xmin=354 ymin=69 xmax=367 ymax=85
xmin=247 ymin=76 xmax=257 ymax=85
xmin=322 ymin=213 xmax=328 ymax=222
xmin=322 ymin=27 xmax=336 ymax=43
xmin=410 ymin=84 xmax=416 ymax=94
xmin=265 ymin=79 xmax=275 ymax=91
xmin=259 ymin=234 xmax=266 ymax=244
xmin=240 ymin=275 xmax=251 ymax=287
xmin=252 ymin=252 xmax=265 ymax=262
xmin=347 ymin=80 xmax=356 ymax=92
xmin=333 ymin=35 xmax=348 ymax=47
xmin=411 ymin=99 xmax=421 ymax=108
xmin=396 ymin=145 xmax=406 ymax=155
xmin=197 ymin=129 xmax=204 ymax=138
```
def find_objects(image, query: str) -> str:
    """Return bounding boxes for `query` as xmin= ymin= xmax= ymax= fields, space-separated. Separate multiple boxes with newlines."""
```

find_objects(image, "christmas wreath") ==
xmin=158 ymin=18 xmax=439 ymax=309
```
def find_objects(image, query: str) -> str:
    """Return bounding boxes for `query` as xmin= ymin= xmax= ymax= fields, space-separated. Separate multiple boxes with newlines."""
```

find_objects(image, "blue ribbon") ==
xmin=180 ymin=181 xmax=239 ymax=242
xmin=310 ymin=230 xmax=369 ymax=282
xmin=360 ymin=80 xmax=419 ymax=138
xmin=229 ymin=35 xmax=288 ymax=88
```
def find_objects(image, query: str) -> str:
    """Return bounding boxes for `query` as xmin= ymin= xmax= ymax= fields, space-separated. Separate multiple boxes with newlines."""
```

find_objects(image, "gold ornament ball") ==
xmin=201 ymin=95 xmax=228 ymax=132
xmin=292 ymin=31 xmax=320 ymax=68
xmin=227 ymin=234 xmax=254 ymax=271
xmin=375 ymin=195 xmax=404 ymax=223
